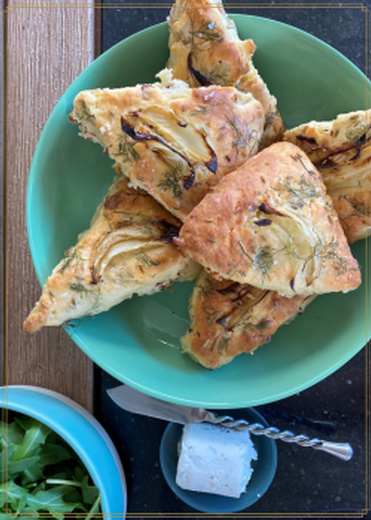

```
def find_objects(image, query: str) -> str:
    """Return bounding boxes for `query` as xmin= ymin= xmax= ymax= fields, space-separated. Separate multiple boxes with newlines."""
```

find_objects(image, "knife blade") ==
xmin=107 ymin=384 xmax=216 ymax=425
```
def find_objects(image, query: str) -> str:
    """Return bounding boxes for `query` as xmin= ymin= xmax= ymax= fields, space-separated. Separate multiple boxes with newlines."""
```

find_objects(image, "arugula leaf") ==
xmin=27 ymin=484 xmax=83 ymax=514
xmin=0 ymin=420 xmax=23 ymax=448
xmin=85 ymin=495 xmax=102 ymax=519
xmin=38 ymin=442 xmax=72 ymax=468
xmin=63 ymin=484 xmax=85 ymax=504
xmin=81 ymin=474 xmax=100 ymax=505
xmin=0 ymin=479 xmax=29 ymax=510
xmin=12 ymin=418 xmax=51 ymax=461
xmin=20 ymin=458 xmax=43 ymax=486
xmin=0 ymin=412 xmax=102 ymax=518
xmin=75 ymin=465 xmax=85 ymax=483
xmin=0 ymin=451 xmax=40 ymax=480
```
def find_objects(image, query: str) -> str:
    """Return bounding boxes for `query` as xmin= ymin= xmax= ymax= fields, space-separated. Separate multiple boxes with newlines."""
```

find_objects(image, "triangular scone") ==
xmin=23 ymin=169 xmax=200 ymax=333
xmin=167 ymin=0 xmax=284 ymax=147
xmin=181 ymin=269 xmax=314 ymax=369
xmin=70 ymin=70 xmax=265 ymax=222
xmin=177 ymin=142 xmax=361 ymax=297
xmin=284 ymin=109 xmax=371 ymax=243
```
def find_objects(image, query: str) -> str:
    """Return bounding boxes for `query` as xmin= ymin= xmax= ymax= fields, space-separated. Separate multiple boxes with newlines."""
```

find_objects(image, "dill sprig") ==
xmin=290 ymin=153 xmax=317 ymax=177
xmin=58 ymin=249 xmax=86 ymax=274
xmin=78 ymin=100 xmax=95 ymax=123
xmin=220 ymin=113 xmax=259 ymax=166
xmin=135 ymin=251 xmax=161 ymax=268
xmin=297 ymin=237 xmax=348 ymax=274
xmin=199 ymin=276 xmax=217 ymax=297
xmin=283 ymin=174 xmax=318 ymax=207
xmin=203 ymin=305 xmax=219 ymax=327
xmin=157 ymin=164 xmax=184 ymax=199
xmin=263 ymin=110 xmax=279 ymax=131
xmin=217 ymin=334 xmax=230 ymax=354
xmin=189 ymin=103 xmax=222 ymax=117
xmin=225 ymin=113 xmax=251 ymax=150
xmin=210 ymin=332 xmax=230 ymax=354
xmin=253 ymin=245 xmax=275 ymax=280
xmin=243 ymin=318 xmax=271 ymax=332
xmin=189 ymin=17 xmax=223 ymax=45
xmin=66 ymin=281 xmax=102 ymax=326
xmin=114 ymin=137 xmax=140 ymax=162
xmin=238 ymin=240 xmax=253 ymax=263
xmin=68 ymin=281 xmax=89 ymax=293
xmin=345 ymin=122 xmax=371 ymax=143
xmin=342 ymin=195 xmax=370 ymax=218
xmin=207 ymin=63 xmax=231 ymax=86
xmin=312 ymin=237 xmax=349 ymax=273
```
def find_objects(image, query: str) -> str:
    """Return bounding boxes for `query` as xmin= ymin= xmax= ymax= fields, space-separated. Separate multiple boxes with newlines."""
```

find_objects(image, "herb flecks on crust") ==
xmin=167 ymin=0 xmax=285 ymax=146
xmin=70 ymin=72 xmax=264 ymax=222
xmin=180 ymin=269 xmax=314 ymax=369
xmin=23 ymin=173 xmax=199 ymax=333
xmin=177 ymin=142 xmax=361 ymax=298
xmin=284 ymin=109 xmax=371 ymax=243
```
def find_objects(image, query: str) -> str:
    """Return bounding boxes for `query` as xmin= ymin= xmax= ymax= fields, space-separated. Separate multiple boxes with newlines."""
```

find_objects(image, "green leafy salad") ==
xmin=0 ymin=412 xmax=101 ymax=519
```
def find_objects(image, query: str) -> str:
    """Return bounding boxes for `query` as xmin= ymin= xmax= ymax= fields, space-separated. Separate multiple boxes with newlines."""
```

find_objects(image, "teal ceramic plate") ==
xmin=27 ymin=16 xmax=371 ymax=408
xmin=159 ymin=408 xmax=277 ymax=513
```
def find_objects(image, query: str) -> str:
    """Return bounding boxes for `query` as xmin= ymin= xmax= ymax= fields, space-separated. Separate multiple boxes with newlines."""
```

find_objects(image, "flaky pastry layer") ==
xmin=167 ymin=0 xmax=284 ymax=147
xmin=181 ymin=269 xmax=314 ymax=368
xmin=24 ymin=169 xmax=199 ymax=333
xmin=70 ymin=70 xmax=264 ymax=222
xmin=284 ymin=109 xmax=371 ymax=243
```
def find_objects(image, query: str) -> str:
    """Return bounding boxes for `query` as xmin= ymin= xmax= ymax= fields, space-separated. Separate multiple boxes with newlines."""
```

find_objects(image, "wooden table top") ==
xmin=3 ymin=0 xmax=101 ymax=411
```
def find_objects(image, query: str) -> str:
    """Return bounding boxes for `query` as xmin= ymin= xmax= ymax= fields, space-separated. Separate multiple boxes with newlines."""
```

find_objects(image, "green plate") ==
xmin=27 ymin=16 xmax=371 ymax=408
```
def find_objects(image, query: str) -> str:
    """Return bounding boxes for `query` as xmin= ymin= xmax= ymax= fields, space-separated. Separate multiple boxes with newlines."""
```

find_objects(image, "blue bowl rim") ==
xmin=159 ymin=407 xmax=278 ymax=513
xmin=1 ymin=385 xmax=127 ymax=517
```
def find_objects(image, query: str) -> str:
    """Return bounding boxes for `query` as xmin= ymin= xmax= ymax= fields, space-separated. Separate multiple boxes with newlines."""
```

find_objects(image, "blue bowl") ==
xmin=160 ymin=407 xmax=277 ymax=513
xmin=1 ymin=385 xmax=127 ymax=518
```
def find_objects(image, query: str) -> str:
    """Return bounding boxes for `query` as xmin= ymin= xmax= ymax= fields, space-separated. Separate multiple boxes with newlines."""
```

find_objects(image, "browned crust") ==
xmin=180 ymin=270 xmax=313 ymax=369
xmin=177 ymin=142 xmax=361 ymax=297
xmin=284 ymin=109 xmax=371 ymax=243
xmin=71 ymin=79 xmax=265 ymax=222
xmin=167 ymin=0 xmax=285 ymax=147
xmin=23 ymin=171 xmax=198 ymax=333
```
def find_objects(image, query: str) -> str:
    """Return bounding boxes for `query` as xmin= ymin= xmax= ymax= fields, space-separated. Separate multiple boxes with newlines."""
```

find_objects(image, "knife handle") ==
xmin=209 ymin=418 xmax=353 ymax=461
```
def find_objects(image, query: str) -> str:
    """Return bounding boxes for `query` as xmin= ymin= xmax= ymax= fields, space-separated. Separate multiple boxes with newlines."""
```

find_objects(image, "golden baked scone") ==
xmin=167 ymin=0 xmax=284 ymax=147
xmin=181 ymin=269 xmax=315 ymax=369
xmin=70 ymin=70 xmax=265 ymax=222
xmin=284 ymin=109 xmax=371 ymax=243
xmin=23 ymin=168 xmax=200 ymax=333
xmin=177 ymin=142 xmax=361 ymax=297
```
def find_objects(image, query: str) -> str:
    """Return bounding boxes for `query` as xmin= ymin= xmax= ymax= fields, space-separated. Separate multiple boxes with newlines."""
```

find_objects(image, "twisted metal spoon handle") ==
xmin=206 ymin=416 xmax=353 ymax=461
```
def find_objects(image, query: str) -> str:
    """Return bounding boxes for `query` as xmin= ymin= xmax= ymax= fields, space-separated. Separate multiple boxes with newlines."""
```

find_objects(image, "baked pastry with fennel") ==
xmin=284 ymin=109 xmax=371 ymax=244
xmin=176 ymin=142 xmax=361 ymax=298
xmin=180 ymin=269 xmax=315 ymax=369
xmin=167 ymin=0 xmax=284 ymax=147
xmin=23 ymin=168 xmax=199 ymax=333
xmin=70 ymin=69 xmax=265 ymax=223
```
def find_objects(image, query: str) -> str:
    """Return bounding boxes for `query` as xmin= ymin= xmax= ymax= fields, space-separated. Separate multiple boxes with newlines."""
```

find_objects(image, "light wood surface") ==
xmin=4 ymin=0 xmax=98 ymax=411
